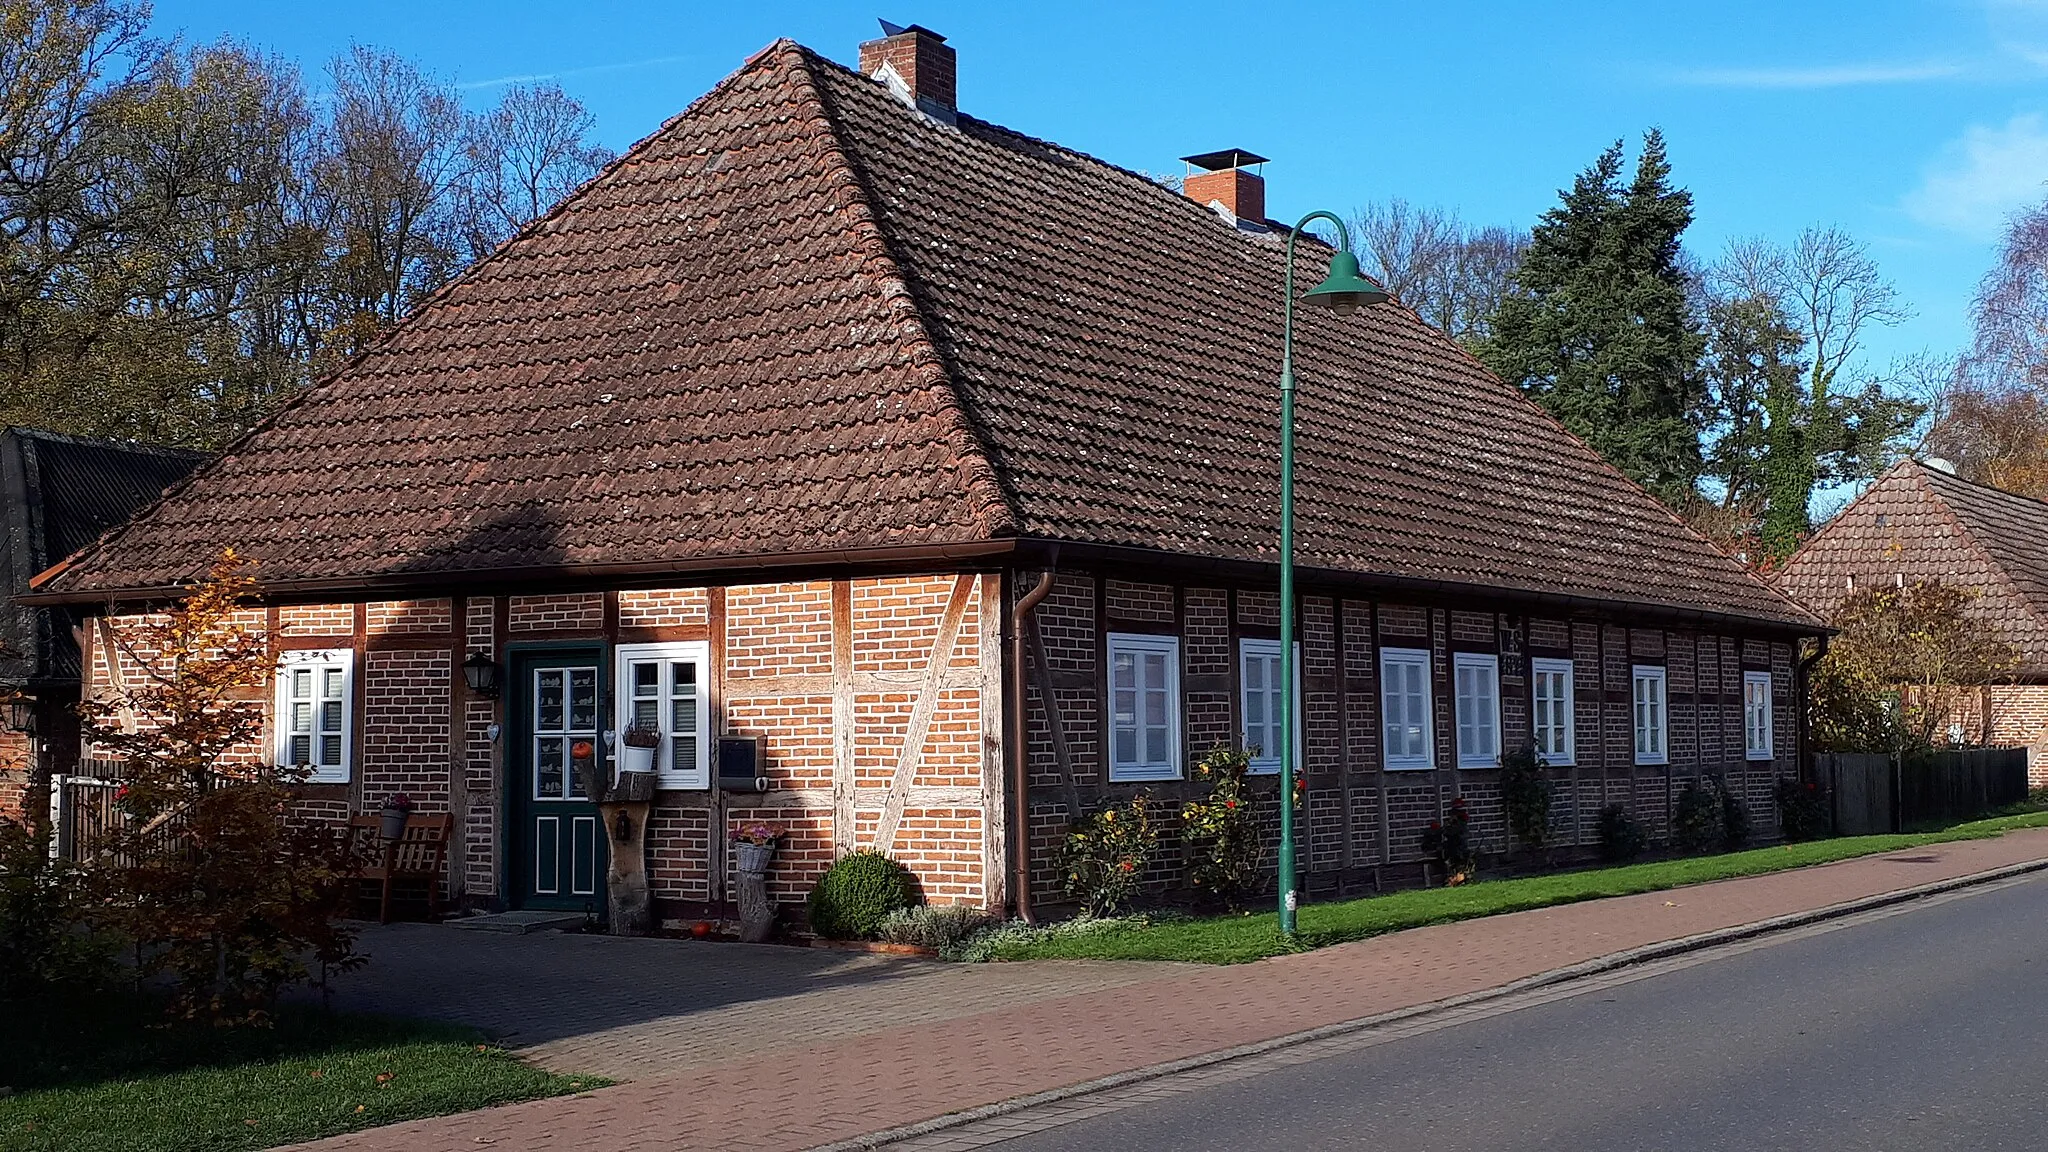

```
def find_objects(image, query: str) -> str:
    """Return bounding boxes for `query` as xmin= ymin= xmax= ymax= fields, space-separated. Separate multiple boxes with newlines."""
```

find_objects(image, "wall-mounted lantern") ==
xmin=2 ymin=695 xmax=34 ymax=735
xmin=461 ymin=652 xmax=500 ymax=698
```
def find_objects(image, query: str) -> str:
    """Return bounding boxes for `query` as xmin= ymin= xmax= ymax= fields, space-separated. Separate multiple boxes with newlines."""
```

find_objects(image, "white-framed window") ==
xmin=1633 ymin=665 xmax=1668 ymax=766
xmin=1239 ymin=638 xmax=1303 ymax=776
xmin=1453 ymin=652 xmax=1501 ymax=769
xmin=1108 ymin=632 xmax=1181 ymax=782
xmin=1744 ymin=671 xmax=1775 ymax=760
xmin=615 ymin=641 xmax=711 ymax=789
xmin=1529 ymin=657 xmax=1575 ymax=766
xmin=1380 ymin=647 xmax=1433 ymax=771
xmin=275 ymin=648 xmax=354 ymax=784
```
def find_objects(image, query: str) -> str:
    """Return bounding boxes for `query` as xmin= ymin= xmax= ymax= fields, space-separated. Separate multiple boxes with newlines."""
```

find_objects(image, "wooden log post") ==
xmin=592 ymin=768 xmax=656 ymax=935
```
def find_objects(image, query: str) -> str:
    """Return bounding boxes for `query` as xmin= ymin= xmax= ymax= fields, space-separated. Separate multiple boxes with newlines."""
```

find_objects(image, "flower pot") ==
xmin=735 ymin=842 xmax=776 ymax=874
xmin=620 ymin=743 xmax=657 ymax=775
xmin=379 ymin=808 xmax=409 ymax=841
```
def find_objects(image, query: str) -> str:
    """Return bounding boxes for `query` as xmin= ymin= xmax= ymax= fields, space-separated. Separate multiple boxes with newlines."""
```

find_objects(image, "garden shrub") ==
xmin=1598 ymin=802 xmax=1645 ymax=863
xmin=806 ymin=850 xmax=918 ymax=939
xmin=1776 ymin=778 xmax=1831 ymax=842
xmin=876 ymin=904 xmax=995 ymax=951
xmin=1180 ymin=745 xmax=1264 ymax=909
xmin=1672 ymin=780 xmax=1722 ymax=853
xmin=0 ymin=818 xmax=115 ymax=1007
xmin=1060 ymin=793 xmax=1159 ymax=917
xmin=1498 ymin=744 xmax=1553 ymax=855
xmin=1717 ymin=776 xmax=1750 ymax=850
xmin=1419 ymin=795 xmax=1476 ymax=882
xmin=77 ymin=552 xmax=365 ymax=1022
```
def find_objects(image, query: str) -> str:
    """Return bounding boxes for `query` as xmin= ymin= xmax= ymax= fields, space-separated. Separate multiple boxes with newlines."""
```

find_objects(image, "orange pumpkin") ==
xmin=570 ymin=740 xmax=595 ymax=761
xmin=691 ymin=921 xmax=712 ymax=939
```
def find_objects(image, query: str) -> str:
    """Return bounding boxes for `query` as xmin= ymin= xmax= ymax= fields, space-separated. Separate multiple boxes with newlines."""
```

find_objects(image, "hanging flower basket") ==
xmin=620 ymin=722 xmax=660 ymax=775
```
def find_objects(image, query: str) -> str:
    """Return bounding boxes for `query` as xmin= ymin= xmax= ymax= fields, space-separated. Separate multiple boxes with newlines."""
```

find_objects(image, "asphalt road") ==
xmin=987 ymin=873 xmax=2048 ymax=1152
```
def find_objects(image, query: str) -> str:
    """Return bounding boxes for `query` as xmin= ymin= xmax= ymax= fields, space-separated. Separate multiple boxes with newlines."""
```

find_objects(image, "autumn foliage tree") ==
xmin=79 ymin=550 xmax=363 ymax=1022
xmin=1809 ymin=580 xmax=2017 ymax=754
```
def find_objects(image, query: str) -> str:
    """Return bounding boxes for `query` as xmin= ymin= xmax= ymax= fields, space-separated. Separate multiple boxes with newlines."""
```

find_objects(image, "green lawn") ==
xmin=0 ymin=999 xmax=603 ymax=1152
xmin=992 ymin=809 xmax=2048 ymax=965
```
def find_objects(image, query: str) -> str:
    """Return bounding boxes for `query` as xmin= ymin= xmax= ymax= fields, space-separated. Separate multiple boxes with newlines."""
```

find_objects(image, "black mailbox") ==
xmin=717 ymin=736 xmax=768 ymax=792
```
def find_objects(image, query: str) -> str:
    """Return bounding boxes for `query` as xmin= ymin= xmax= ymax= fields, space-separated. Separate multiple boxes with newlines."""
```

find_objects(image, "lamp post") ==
xmin=1277 ymin=211 xmax=1387 ymax=937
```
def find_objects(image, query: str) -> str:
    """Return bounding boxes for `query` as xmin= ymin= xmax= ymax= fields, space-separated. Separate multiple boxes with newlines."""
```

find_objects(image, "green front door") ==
xmin=510 ymin=652 xmax=607 ymax=912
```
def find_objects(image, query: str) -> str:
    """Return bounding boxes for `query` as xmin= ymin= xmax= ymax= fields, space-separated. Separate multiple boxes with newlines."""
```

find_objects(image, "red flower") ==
xmin=114 ymin=785 xmax=130 ymax=801
xmin=1119 ymin=860 xmax=1135 ymax=873
xmin=1225 ymin=799 xmax=1237 ymax=809
xmin=1805 ymin=782 xmax=1817 ymax=792
xmin=1428 ymin=820 xmax=1441 ymax=830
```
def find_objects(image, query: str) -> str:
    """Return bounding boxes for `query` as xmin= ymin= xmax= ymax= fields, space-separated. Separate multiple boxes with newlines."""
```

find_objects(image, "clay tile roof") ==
xmin=1775 ymin=460 xmax=2048 ymax=673
xmin=37 ymin=40 xmax=1816 ymax=632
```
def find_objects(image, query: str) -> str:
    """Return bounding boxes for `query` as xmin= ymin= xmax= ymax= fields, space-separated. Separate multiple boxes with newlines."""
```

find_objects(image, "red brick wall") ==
xmin=367 ymin=599 xmax=453 ymax=635
xmin=507 ymin=593 xmax=603 ymax=634
xmin=1019 ymin=571 xmax=1805 ymax=903
xmin=618 ymin=588 xmax=708 ymax=629
xmin=360 ymin=649 xmax=452 ymax=810
xmin=0 ymin=728 xmax=29 ymax=822
xmin=91 ymin=572 xmax=1003 ymax=920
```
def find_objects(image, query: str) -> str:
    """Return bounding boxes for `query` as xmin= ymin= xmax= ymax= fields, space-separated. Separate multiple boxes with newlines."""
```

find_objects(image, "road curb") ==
xmin=809 ymin=854 xmax=2048 ymax=1152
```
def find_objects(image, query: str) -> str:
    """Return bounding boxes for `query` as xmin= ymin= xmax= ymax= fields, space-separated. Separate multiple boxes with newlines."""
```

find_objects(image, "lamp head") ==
xmin=1301 ymin=249 xmax=1389 ymax=315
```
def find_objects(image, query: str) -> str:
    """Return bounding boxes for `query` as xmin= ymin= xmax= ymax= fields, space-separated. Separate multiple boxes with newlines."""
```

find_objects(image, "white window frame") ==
xmin=1238 ymin=638 xmax=1303 ymax=776
xmin=614 ymin=641 xmax=712 ymax=789
xmin=1379 ymin=647 xmax=1434 ymax=771
xmin=1633 ymin=664 xmax=1668 ymax=766
xmin=274 ymin=648 xmax=354 ymax=784
xmin=1453 ymin=652 xmax=1501 ymax=769
xmin=1107 ymin=632 xmax=1182 ymax=782
xmin=1529 ymin=657 xmax=1576 ymax=767
xmin=1743 ymin=670 xmax=1775 ymax=761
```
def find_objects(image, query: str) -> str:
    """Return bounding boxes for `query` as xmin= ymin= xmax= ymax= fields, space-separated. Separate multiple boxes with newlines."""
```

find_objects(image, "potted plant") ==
xmin=379 ymin=793 xmax=414 ymax=841
xmin=620 ymin=722 xmax=660 ymax=775
xmin=731 ymin=821 xmax=782 ymax=874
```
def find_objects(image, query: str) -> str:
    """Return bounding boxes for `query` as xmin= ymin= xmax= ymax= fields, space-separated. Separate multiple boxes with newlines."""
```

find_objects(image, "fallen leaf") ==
xmin=354 ymin=1105 xmax=366 ymax=1114
xmin=309 ymin=1070 xmax=323 ymax=1079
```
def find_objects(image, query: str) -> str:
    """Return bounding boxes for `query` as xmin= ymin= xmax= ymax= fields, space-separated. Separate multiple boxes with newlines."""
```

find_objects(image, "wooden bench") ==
xmin=344 ymin=812 xmax=454 ymax=924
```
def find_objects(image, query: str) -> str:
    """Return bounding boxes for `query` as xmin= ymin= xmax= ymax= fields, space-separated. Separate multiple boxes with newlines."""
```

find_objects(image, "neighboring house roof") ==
xmin=30 ymin=40 xmax=1817 ymax=633
xmin=1774 ymin=459 xmax=2048 ymax=676
xmin=1 ymin=427 xmax=205 ymax=686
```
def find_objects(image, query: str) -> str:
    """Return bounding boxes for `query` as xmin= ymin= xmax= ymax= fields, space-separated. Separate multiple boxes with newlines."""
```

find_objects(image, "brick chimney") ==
xmin=859 ymin=22 xmax=956 ymax=120
xmin=1182 ymin=149 xmax=1269 ymax=224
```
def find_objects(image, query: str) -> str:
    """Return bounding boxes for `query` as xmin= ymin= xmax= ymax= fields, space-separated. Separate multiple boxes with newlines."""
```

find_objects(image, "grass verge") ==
xmin=0 ymin=1000 xmax=603 ymax=1152
xmin=992 ymin=809 xmax=2048 ymax=965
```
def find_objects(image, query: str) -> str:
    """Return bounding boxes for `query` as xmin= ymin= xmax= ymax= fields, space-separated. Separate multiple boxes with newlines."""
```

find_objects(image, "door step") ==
xmin=447 ymin=910 xmax=590 ymax=935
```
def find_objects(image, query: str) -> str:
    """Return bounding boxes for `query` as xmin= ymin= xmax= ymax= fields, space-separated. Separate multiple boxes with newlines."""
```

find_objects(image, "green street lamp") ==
xmin=1277 ymin=211 xmax=1387 ymax=937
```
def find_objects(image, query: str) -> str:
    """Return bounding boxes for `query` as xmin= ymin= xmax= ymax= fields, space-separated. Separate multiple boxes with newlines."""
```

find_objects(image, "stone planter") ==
xmin=735 ymin=842 xmax=776 ymax=874
xmin=378 ymin=807 xmax=409 ymax=840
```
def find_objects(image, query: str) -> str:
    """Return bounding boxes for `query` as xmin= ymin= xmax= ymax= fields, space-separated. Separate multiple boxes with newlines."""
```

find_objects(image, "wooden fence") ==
xmin=1819 ymin=747 xmax=2030 ymax=836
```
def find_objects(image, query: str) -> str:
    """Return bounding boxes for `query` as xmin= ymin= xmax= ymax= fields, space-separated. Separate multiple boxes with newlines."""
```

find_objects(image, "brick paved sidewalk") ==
xmin=291 ymin=828 xmax=2048 ymax=1152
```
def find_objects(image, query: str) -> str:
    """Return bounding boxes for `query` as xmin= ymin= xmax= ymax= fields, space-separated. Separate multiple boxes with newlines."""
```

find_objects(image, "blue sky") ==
xmin=154 ymin=0 xmax=2048 ymax=376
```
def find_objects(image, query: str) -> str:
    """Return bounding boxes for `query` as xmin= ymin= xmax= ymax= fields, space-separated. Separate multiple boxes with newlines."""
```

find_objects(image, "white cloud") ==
xmin=1674 ymin=61 xmax=1964 ymax=88
xmin=1904 ymin=113 xmax=2048 ymax=237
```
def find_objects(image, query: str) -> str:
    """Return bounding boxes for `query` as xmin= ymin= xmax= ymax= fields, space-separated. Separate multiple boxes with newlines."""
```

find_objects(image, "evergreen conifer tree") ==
xmin=1477 ymin=131 xmax=1708 ymax=503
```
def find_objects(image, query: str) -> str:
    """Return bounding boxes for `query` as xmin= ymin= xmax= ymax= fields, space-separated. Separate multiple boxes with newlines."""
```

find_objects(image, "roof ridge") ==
xmin=784 ymin=43 xmax=1019 ymax=538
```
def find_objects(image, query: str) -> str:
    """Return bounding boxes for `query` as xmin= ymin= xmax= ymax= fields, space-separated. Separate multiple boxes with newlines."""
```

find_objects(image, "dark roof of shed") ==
xmin=2 ymin=427 xmax=203 ymax=684
xmin=34 ymin=40 xmax=1816 ymax=631
xmin=1774 ymin=460 xmax=2048 ymax=674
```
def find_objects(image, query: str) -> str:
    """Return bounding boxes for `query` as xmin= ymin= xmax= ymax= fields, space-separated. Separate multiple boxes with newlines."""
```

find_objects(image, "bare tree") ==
xmin=1782 ymin=226 xmax=1910 ymax=405
xmin=1350 ymin=199 xmax=1526 ymax=345
xmin=459 ymin=83 xmax=612 ymax=261
xmin=315 ymin=44 xmax=469 ymax=346
xmin=1924 ymin=198 xmax=2048 ymax=495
